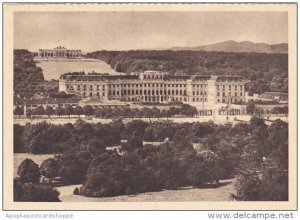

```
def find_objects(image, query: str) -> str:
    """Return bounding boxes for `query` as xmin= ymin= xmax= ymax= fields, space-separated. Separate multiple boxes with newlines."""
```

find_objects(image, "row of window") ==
xmin=143 ymin=75 xmax=164 ymax=80
xmin=108 ymin=90 xmax=189 ymax=96
xmin=67 ymin=84 xmax=244 ymax=92
xmin=217 ymin=92 xmax=243 ymax=97
xmin=217 ymin=98 xmax=242 ymax=103
xmin=217 ymin=85 xmax=243 ymax=90
xmin=192 ymin=98 xmax=207 ymax=102
xmin=193 ymin=91 xmax=207 ymax=96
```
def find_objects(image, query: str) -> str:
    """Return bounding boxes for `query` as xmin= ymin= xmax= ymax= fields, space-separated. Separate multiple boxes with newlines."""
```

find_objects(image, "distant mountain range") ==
xmin=171 ymin=40 xmax=288 ymax=53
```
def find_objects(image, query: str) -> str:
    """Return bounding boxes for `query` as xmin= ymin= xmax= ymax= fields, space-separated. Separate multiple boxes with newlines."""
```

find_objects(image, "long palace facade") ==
xmin=38 ymin=46 xmax=81 ymax=59
xmin=59 ymin=71 xmax=246 ymax=105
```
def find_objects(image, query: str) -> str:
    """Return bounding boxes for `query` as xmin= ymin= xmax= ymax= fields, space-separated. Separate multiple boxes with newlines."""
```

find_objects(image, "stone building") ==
xmin=38 ymin=46 xmax=81 ymax=59
xmin=59 ymin=71 xmax=246 ymax=105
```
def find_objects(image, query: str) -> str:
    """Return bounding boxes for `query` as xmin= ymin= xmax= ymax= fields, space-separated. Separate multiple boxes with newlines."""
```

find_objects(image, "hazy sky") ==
xmin=14 ymin=11 xmax=288 ymax=52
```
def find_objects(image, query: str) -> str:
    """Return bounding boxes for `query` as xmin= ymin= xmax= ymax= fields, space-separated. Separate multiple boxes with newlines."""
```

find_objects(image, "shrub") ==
xmin=14 ymin=179 xmax=60 ymax=202
xmin=73 ymin=187 xmax=80 ymax=195
xmin=17 ymin=159 xmax=40 ymax=183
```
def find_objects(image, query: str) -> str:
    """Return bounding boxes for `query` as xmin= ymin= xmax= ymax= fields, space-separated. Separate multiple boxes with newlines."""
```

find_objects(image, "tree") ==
xmin=45 ymin=106 xmax=54 ymax=118
xmin=246 ymin=101 xmax=256 ymax=115
xmin=56 ymin=106 xmax=65 ymax=118
xmin=14 ymin=179 xmax=60 ymax=202
xmin=14 ymin=124 xmax=25 ymax=153
xmin=250 ymin=116 xmax=266 ymax=128
xmin=152 ymin=107 xmax=161 ymax=119
xmin=33 ymin=106 xmax=45 ymax=116
xmin=40 ymin=158 xmax=59 ymax=183
xmin=83 ymin=105 xmax=94 ymax=116
xmin=14 ymin=106 xmax=24 ymax=118
xmin=58 ymin=150 xmax=92 ymax=184
xmin=17 ymin=159 xmax=40 ymax=183
xmin=26 ymin=108 xmax=32 ymax=118
xmin=65 ymin=105 xmax=74 ymax=118
xmin=74 ymin=106 xmax=83 ymax=118
xmin=180 ymin=104 xmax=198 ymax=116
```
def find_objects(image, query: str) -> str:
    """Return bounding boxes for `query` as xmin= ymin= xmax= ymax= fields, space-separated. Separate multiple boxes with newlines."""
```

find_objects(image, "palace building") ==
xmin=59 ymin=71 xmax=246 ymax=105
xmin=38 ymin=46 xmax=81 ymax=59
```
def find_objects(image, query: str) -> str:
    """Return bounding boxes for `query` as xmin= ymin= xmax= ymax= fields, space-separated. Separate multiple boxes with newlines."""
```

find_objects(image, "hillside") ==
xmin=171 ymin=41 xmax=288 ymax=54
xmin=87 ymin=50 xmax=288 ymax=94
xmin=14 ymin=49 xmax=58 ymax=97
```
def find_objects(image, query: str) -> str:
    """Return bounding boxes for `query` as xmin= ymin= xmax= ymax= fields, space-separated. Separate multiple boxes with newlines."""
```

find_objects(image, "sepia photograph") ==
xmin=3 ymin=3 xmax=297 ymax=210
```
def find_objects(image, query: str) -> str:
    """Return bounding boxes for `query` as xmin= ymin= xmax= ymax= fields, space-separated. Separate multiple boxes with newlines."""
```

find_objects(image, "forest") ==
xmin=14 ymin=49 xmax=58 ymax=98
xmin=14 ymin=118 xmax=288 ymax=201
xmin=87 ymin=50 xmax=288 ymax=94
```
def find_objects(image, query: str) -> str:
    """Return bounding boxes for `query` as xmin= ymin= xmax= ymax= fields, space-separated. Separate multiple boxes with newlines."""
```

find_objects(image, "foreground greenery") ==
xmin=14 ymin=118 xmax=288 ymax=200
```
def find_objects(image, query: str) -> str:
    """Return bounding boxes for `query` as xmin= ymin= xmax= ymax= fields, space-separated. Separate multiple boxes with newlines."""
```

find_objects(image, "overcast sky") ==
xmin=14 ymin=11 xmax=288 ymax=52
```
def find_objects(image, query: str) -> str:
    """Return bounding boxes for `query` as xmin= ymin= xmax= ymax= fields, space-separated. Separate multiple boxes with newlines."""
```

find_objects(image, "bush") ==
xmin=73 ymin=187 xmax=80 ymax=195
xmin=17 ymin=159 xmax=40 ymax=183
xmin=14 ymin=179 xmax=60 ymax=202
xmin=40 ymin=158 xmax=60 ymax=183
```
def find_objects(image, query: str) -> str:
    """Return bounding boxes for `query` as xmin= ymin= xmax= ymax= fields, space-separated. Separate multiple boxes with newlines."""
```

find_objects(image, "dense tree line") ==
xmin=87 ymin=50 xmax=288 ymax=94
xmin=14 ymin=120 xmax=122 ymax=154
xmin=18 ymin=104 xmax=198 ymax=119
xmin=231 ymin=118 xmax=288 ymax=201
xmin=246 ymin=101 xmax=288 ymax=116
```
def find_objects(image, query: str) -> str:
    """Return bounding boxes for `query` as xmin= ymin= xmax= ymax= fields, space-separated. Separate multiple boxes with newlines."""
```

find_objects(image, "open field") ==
xmin=57 ymin=179 xmax=235 ymax=202
xmin=36 ymin=59 xmax=124 ymax=80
